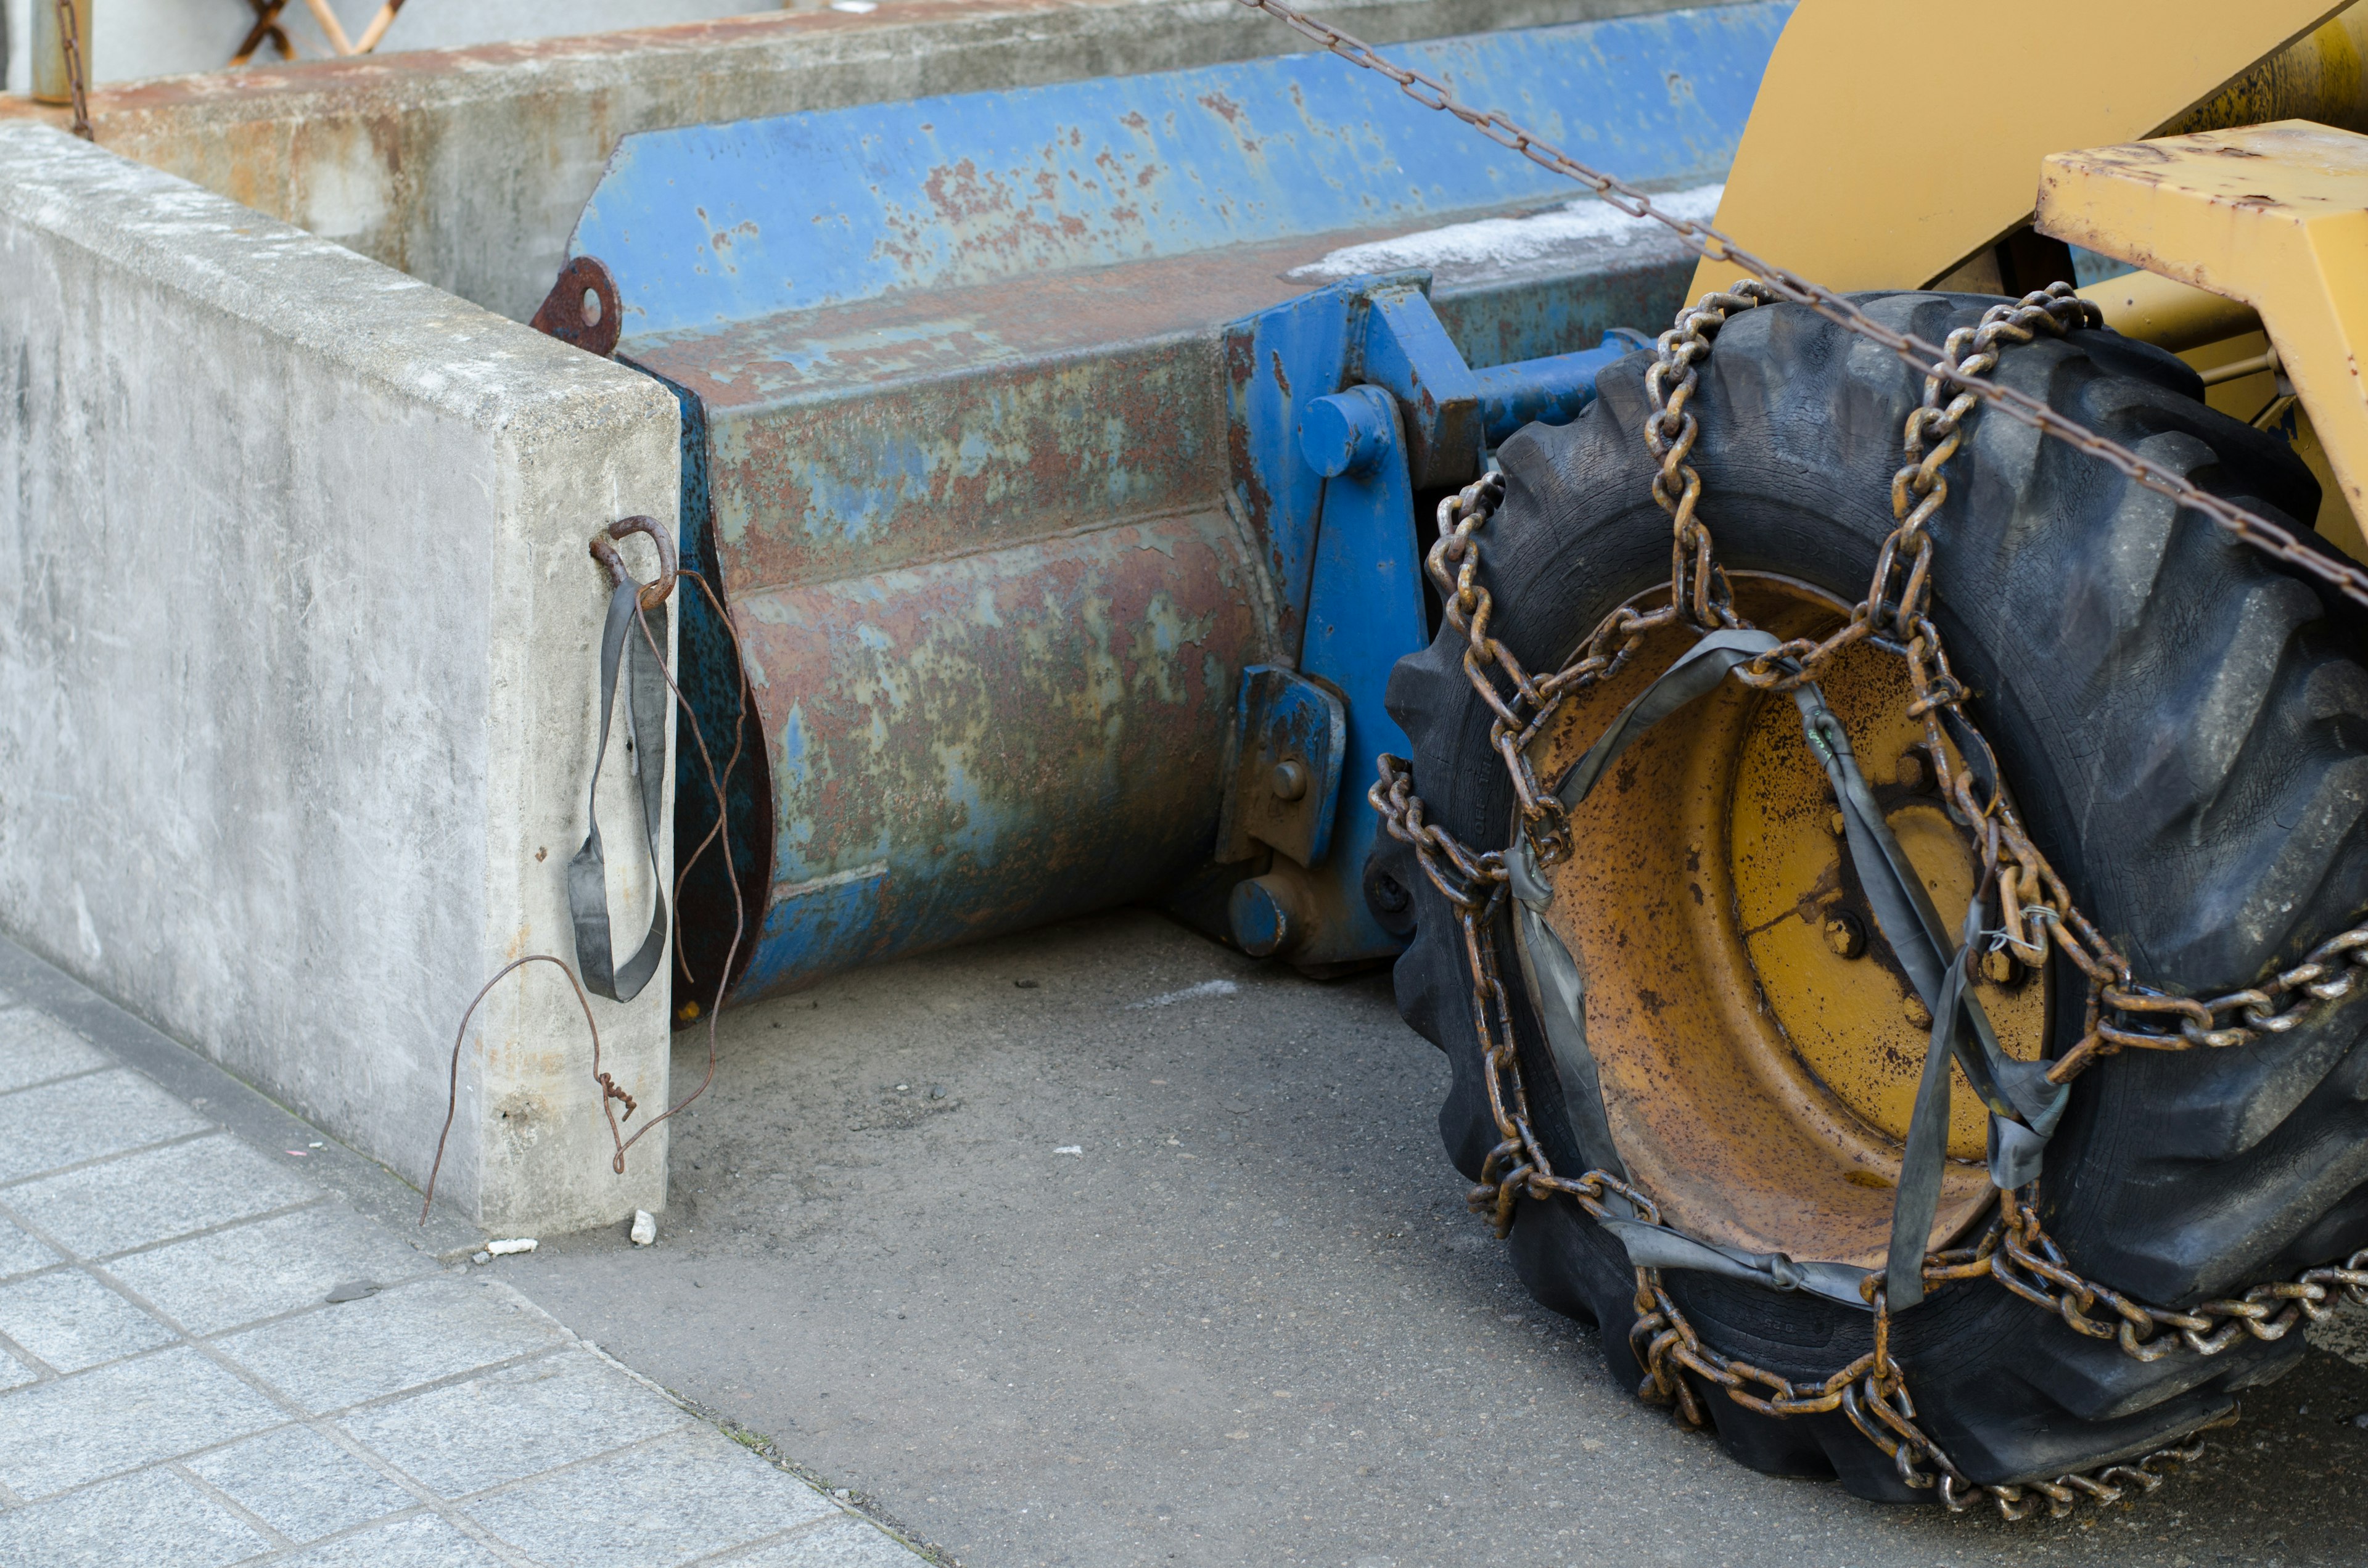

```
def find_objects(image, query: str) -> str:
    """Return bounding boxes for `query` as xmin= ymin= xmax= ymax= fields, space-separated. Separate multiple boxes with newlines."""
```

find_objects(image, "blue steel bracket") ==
xmin=1358 ymin=282 xmax=1483 ymax=490
xmin=1225 ymin=272 xmax=1484 ymax=662
xmin=1225 ymin=275 xmax=1640 ymax=661
xmin=1226 ymin=382 xmax=1428 ymax=969
xmin=1223 ymin=279 xmax=1652 ymax=970
xmin=1215 ymin=667 xmax=1348 ymax=869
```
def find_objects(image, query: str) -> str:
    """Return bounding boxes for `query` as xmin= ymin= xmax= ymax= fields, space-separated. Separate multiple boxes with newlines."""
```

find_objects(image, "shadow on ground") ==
xmin=503 ymin=909 xmax=2367 ymax=1568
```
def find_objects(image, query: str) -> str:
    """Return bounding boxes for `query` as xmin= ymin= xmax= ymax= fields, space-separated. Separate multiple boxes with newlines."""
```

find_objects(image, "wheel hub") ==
xmin=1519 ymin=575 xmax=2050 ymax=1267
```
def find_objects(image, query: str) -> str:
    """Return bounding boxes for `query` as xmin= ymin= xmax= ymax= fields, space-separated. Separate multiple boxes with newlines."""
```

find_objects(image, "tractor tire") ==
xmin=1378 ymin=291 xmax=2368 ymax=1498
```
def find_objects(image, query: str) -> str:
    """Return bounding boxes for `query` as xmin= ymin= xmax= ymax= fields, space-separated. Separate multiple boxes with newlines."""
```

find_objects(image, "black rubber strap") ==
xmin=1790 ymin=689 xmax=2066 ymax=1308
xmin=1883 ymin=899 xmax=1976 ymax=1308
xmin=1512 ymin=627 xmax=2070 ymax=1310
xmin=568 ymin=581 xmax=672 ymax=1003
xmin=1508 ymin=840 xmax=1630 ymax=1199
xmin=1553 ymin=629 xmax=1786 ymax=811
xmin=1598 ymin=1217 xmax=1873 ymax=1308
xmin=1511 ymin=630 xmax=1789 ymax=1203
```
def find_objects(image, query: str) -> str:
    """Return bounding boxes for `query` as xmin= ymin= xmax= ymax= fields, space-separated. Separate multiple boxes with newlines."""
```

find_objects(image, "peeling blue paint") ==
xmin=577 ymin=4 xmax=1790 ymax=339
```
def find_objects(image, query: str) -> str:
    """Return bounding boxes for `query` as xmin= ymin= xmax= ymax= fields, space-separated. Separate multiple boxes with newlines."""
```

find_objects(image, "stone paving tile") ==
xmin=0 ymin=1009 xmax=107 ymax=1094
xmin=467 ymin=1426 xmax=839 ymax=1568
xmin=0 ymin=1212 xmax=59 ymax=1280
xmin=184 ymin=1424 xmax=419 ymax=1544
xmin=0 ymin=1070 xmax=211 ymax=1184
xmin=267 ymin=1512 xmax=511 ymax=1567
xmin=0 ymin=1345 xmax=286 ymax=1498
xmin=0 ymin=971 xmax=931 ymax=1568
xmin=718 ymin=1516 xmax=923 ymax=1568
xmin=105 ymin=1203 xmax=435 ymax=1337
xmin=0 ymin=1459 xmax=270 ymax=1567
xmin=0 ymin=1267 xmax=175 ymax=1373
xmin=214 ymin=1276 xmax=567 ymax=1414
xmin=339 ymin=1346 xmax=690 ymax=1498
xmin=2 ymin=1133 xmax=316 ymax=1259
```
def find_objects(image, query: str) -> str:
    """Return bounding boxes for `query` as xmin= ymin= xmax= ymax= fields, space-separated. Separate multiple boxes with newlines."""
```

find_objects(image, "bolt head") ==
xmin=1981 ymin=948 xmax=2019 ymax=987
xmin=1896 ymin=752 xmax=1926 ymax=792
xmin=1903 ymin=993 xmax=1934 ymax=1030
xmin=1270 ymin=759 xmax=1309 ymax=802
xmin=1822 ymin=911 xmax=1867 ymax=959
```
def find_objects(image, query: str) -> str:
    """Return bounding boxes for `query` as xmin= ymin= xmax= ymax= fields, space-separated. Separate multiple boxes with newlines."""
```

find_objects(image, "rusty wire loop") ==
xmin=1230 ymin=0 xmax=2368 ymax=618
xmin=422 ymin=538 xmax=755 ymax=1221
xmin=50 ymin=0 xmax=92 ymax=141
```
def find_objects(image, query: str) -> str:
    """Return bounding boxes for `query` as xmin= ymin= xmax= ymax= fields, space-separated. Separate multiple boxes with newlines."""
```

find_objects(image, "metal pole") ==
xmin=32 ymin=0 xmax=94 ymax=141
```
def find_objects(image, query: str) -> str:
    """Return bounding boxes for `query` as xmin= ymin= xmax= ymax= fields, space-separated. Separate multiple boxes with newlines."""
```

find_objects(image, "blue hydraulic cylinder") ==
xmin=1474 ymin=329 xmax=1656 ymax=447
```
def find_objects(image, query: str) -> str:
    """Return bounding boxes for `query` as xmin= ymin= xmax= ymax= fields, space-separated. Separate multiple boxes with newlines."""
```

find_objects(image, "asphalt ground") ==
xmin=504 ymin=909 xmax=2368 ymax=1568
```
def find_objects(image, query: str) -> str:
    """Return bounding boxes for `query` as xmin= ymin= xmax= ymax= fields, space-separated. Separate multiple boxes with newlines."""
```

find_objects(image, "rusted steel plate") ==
xmin=636 ymin=319 xmax=1229 ymax=596
xmin=723 ymin=511 xmax=1265 ymax=1003
xmin=572 ymin=7 xmax=1787 ymax=1002
xmin=573 ymin=6 xmax=1781 ymax=337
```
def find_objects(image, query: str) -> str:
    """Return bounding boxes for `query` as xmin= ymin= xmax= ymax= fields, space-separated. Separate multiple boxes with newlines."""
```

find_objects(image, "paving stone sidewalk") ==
xmin=0 ymin=945 xmax=931 ymax=1568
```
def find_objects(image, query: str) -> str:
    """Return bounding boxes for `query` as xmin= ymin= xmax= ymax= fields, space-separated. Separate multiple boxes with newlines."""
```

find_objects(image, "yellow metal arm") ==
xmin=1688 ymin=1 xmax=2355 ymax=299
xmin=2039 ymin=121 xmax=2368 ymax=537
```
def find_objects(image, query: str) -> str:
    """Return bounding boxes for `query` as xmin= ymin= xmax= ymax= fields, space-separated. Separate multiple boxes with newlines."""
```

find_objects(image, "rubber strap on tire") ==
xmin=1791 ymin=687 xmax=2066 ymax=1309
xmin=569 ymin=581 xmax=672 ymax=1003
xmin=1523 ymin=631 xmax=1870 ymax=1302
xmin=1515 ymin=631 xmax=1796 ymax=1201
xmin=1507 ymin=842 xmax=1631 ymax=1201
xmin=1514 ymin=629 xmax=2066 ymax=1309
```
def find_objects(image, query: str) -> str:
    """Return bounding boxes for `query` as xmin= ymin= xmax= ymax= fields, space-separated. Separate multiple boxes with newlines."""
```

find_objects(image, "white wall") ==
xmin=2 ymin=0 xmax=791 ymax=94
xmin=0 ymin=121 xmax=681 ymax=1232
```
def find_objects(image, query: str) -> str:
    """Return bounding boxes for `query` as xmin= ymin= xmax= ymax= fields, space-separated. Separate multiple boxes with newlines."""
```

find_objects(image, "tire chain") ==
xmin=1230 ymin=0 xmax=2368 ymax=1514
xmin=1375 ymin=752 xmax=2246 ymax=1519
xmin=1367 ymin=282 xmax=2368 ymax=1517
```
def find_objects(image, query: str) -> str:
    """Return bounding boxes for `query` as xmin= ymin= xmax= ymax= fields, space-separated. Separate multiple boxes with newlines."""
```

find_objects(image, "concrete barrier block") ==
xmin=0 ymin=122 xmax=681 ymax=1234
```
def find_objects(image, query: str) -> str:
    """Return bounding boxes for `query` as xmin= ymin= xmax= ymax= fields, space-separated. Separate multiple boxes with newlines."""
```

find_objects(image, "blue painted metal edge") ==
xmin=575 ymin=2 xmax=1791 ymax=341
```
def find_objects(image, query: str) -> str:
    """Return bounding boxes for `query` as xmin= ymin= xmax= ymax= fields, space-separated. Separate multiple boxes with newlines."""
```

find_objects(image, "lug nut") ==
xmin=1981 ymin=948 xmax=2021 ymax=987
xmin=1896 ymin=751 xmax=1926 ymax=792
xmin=1822 ymin=911 xmax=1867 ymax=959
xmin=1270 ymin=760 xmax=1308 ymax=801
xmin=1903 ymin=993 xmax=1934 ymax=1030
xmin=1829 ymin=810 xmax=1848 ymax=837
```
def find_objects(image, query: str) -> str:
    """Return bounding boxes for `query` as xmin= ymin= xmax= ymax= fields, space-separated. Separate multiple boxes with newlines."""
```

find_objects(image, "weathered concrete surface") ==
xmin=0 ymin=0 xmax=1743 ymax=324
xmin=514 ymin=907 xmax=2368 ymax=1568
xmin=0 ymin=123 xmax=680 ymax=1234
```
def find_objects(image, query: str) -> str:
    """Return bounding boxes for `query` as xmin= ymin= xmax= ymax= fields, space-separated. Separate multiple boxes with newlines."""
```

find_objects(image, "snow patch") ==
xmin=1289 ymin=184 xmax=1723 ymax=283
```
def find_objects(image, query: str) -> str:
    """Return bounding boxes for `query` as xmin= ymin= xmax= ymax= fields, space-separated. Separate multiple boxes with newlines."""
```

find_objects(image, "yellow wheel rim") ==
xmin=1521 ymin=575 xmax=2050 ymax=1268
